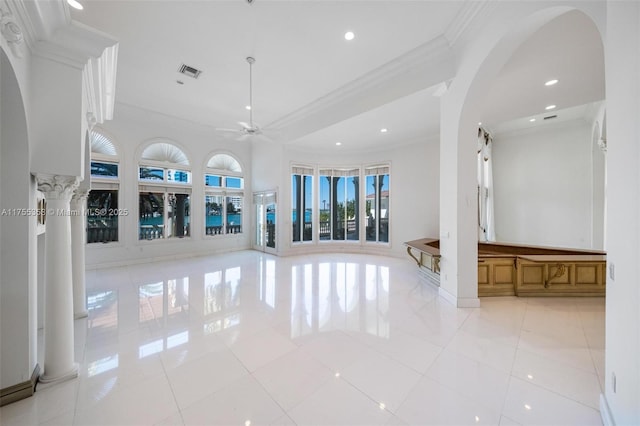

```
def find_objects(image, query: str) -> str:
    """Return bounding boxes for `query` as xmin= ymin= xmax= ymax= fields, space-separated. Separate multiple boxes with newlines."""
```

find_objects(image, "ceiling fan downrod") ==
xmin=247 ymin=56 xmax=255 ymax=128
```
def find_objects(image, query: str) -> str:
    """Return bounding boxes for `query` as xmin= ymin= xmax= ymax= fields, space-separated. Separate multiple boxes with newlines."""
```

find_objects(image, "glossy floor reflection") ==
xmin=0 ymin=251 xmax=605 ymax=425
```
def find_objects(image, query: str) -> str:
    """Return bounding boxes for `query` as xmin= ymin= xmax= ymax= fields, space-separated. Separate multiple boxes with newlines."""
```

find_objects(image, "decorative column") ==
xmin=71 ymin=187 xmax=89 ymax=319
xmin=37 ymin=174 xmax=80 ymax=384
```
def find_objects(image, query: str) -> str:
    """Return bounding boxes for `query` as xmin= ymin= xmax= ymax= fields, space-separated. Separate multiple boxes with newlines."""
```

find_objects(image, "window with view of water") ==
xmin=138 ymin=142 xmax=191 ymax=240
xmin=292 ymin=167 xmax=313 ymax=242
xmin=292 ymin=164 xmax=389 ymax=244
xmin=88 ymin=129 xmax=120 ymax=243
xmin=204 ymin=154 xmax=244 ymax=236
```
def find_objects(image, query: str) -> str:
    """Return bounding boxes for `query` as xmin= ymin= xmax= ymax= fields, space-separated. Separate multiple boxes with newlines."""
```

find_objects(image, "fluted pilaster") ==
xmin=71 ymin=187 xmax=90 ymax=319
xmin=36 ymin=174 xmax=80 ymax=384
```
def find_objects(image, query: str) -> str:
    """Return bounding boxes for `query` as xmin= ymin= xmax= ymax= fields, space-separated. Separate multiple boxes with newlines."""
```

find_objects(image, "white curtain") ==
xmin=477 ymin=128 xmax=496 ymax=242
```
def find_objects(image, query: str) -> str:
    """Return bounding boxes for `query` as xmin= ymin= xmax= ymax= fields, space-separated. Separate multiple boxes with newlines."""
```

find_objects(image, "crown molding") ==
xmin=5 ymin=1 xmax=119 ymax=124
xmin=267 ymin=35 xmax=454 ymax=138
xmin=444 ymin=0 xmax=490 ymax=47
xmin=32 ymin=20 xmax=118 ymax=70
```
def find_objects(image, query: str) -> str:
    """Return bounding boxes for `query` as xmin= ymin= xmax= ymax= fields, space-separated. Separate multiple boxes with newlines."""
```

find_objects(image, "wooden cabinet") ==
xmin=478 ymin=257 xmax=517 ymax=296
xmin=516 ymin=257 xmax=606 ymax=296
xmin=405 ymin=238 xmax=606 ymax=297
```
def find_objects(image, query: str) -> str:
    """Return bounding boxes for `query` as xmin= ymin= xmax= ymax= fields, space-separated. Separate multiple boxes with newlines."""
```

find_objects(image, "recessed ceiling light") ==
xmin=67 ymin=0 xmax=83 ymax=10
xmin=545 ymin=104 xmax=556 ymax=110
xmin=335 ymin=142 xmax=342 ymax=146
xmin=545 ymin=79 xmax=559 ymax=86
xmin=529 ymin=118 xmax=536 ymax=122
xmin=380 ymin=128 xmax=388 ymax=133
xmin=478 ymin=122 xmax=482 ymax=126
xmin=245 ymin=105 xmax=251 ymax=110
xmin=344 ymin=31 xmax=355 ymax=41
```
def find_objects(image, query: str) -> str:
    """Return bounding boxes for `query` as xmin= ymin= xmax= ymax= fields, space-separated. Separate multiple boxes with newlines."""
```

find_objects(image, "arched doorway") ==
xmin=438 ymin=4 xmax=605 ymax=304
xmin=0 ymin=48 xmax=37 ymax=403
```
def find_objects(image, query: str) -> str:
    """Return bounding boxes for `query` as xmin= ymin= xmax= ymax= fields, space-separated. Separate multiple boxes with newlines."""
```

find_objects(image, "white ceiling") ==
xmin=71 ymin=2 xmax=604 ymax=150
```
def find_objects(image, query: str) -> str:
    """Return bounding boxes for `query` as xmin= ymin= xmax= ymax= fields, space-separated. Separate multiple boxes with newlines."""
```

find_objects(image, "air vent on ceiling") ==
xmin=178 ymin=64 xmax=202 ymax=79
xmin=543 ymin=115 xmax=558 ymax=120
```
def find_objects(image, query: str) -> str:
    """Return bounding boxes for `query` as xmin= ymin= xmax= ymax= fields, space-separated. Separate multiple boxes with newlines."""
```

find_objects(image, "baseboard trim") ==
xmin=438 ymin=287 xmax=481 ymax=308
xmin=600 ymin=393 xmax=615 ymax=426
xmin=0 ymin=364 xmax=39 ymax=407
xmin=438 ymin=287 xmax=457 ymax=306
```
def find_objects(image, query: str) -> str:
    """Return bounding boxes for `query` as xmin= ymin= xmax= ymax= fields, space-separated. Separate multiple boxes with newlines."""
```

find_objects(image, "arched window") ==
xmin=204 ymin=153 xmax=244 ymax=236
xmin=88 ymin=128 xmax=120 ymax=243
xmin=138 ymin=141 xmax=191 ymax=240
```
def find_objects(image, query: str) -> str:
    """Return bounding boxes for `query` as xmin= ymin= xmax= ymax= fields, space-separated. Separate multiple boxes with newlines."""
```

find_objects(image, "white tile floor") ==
xmin=0 ymin=251 xmax=606 ymax=425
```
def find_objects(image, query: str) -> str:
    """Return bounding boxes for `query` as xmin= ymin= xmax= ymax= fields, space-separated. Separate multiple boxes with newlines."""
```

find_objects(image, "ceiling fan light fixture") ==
xmin=67 ymin=0 xmax=83 ymax=10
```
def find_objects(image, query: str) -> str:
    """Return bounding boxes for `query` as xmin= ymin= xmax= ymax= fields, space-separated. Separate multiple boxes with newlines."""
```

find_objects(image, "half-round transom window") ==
xmin=207 ymin=153 xmax=242 ymax=174
xmin=141 ymin=142 xmax=190 ymax=166
xmin=91 ymin=129 xmax=118 ymax=157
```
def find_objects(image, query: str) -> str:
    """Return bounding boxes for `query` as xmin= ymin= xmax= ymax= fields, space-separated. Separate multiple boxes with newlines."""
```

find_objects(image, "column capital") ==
xmin=72 ymin=187 xmax=90 ymax=202
xmin=36 ymin=174 xmax=80 ymax=200
xmin=597 ymin=137 xmax=607 ymax=153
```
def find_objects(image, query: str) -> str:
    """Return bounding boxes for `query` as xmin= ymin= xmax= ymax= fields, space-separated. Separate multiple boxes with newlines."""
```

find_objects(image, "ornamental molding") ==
xmin=71 ymin=187 xmax=90 ymax=202
xmin=36 ymin=174 xmax=80 ymax=200
xmin=266 ymin=35 xmax=454 ymax=141
xmin=4 ymin=0 xmax=118 ymax=124
xmin=444 ymin=0 xmax=490 ymax=47
xmin=0 ymin=5 xmax=25 ymax=57
xmin=597 ymin=137 xmax=607 ymax=153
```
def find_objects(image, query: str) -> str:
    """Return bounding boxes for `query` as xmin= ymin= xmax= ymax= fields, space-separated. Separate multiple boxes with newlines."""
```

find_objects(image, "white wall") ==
xmin=492 ymin=119 xmax=601 ymax=249
xmin=86 ymin=103 xmax=253 ymax=268
xmin=277 ymin=137 xmax=440 ymax=259
xmin=602 ymin=2 xmax=640 ymax=424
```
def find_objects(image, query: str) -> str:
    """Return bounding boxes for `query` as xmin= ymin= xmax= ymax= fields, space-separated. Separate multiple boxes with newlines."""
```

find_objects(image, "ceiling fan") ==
xmin=216 ymin=56 xmax=270 ymax=141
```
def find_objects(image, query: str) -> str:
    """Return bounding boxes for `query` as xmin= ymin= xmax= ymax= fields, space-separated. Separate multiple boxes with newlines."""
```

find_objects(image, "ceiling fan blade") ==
xmin=238 ymin=121 xmax=252 ymax=130
xmin=215 ymin=127 xmax=241 ymax=133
